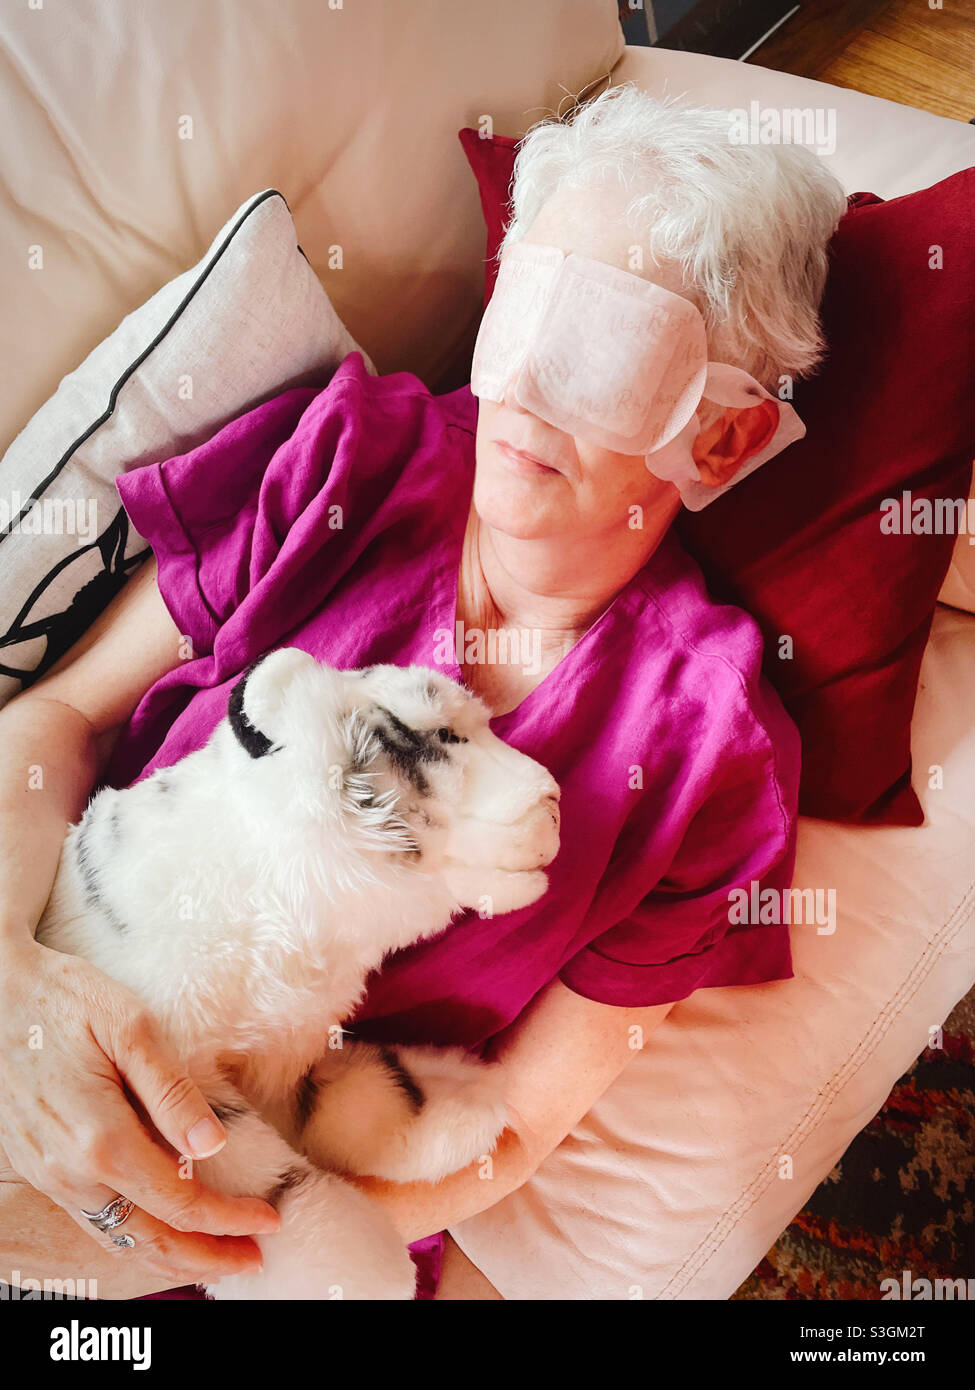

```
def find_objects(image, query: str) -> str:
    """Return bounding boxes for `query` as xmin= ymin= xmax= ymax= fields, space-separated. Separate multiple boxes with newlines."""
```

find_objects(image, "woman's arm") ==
xmin=351 ymin=978 xmax=674 ymax=1242
xmin=0 ymin=559 xmax=278 ymax=1290
xmin=0 ymin=560 xmax=175 ymax=944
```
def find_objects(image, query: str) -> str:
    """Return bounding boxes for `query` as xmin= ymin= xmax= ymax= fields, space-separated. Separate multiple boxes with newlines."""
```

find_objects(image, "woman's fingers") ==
xmin=67 ymin=1076 xmax=281 ymax=1239
xmin=69 ymin=1182 xmax=265 ymax=1287
xmin=0 ymin=943 xmax=278 ymax=1283
xmin=105 ymin=1119 xmax=280 ymax=1239
xmin=106 ymin=1009 xmax=228 ymax=1161
xmin=4 ymin=1074 xmax=279 ymax=1248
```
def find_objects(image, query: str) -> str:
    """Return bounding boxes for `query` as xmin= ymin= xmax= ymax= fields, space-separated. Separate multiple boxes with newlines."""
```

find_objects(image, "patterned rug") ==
xmin=733 ymin=989 xmax=975 ymax=1299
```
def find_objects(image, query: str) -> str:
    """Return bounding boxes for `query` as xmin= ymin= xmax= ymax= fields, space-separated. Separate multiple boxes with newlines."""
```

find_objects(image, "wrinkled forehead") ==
xmin=515 ymin=179 xmax=693 ymax=304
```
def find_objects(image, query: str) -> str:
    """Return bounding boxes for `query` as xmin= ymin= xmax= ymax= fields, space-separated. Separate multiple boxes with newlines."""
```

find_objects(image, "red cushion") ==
xmin=458 ymin=128 xmax=975 ymax=825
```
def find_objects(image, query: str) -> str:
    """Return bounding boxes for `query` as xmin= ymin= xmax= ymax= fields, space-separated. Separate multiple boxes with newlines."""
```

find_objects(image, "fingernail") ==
xmin=186 ymin=1116 xmax=226 ymax=1157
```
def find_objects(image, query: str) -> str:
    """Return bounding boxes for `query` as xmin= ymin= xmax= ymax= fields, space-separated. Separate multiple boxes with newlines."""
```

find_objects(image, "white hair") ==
xmin=498 ymin=84 xmax=848 ymax=387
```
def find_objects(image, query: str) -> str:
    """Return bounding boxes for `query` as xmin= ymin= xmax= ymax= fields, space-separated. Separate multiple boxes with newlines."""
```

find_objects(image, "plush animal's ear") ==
xmin=228 ymin=648 xmax=319 ymax=759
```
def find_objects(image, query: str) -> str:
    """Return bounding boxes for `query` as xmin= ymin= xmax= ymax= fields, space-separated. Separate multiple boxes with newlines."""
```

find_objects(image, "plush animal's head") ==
xmin=224 ymin=649 xmax=560 ymax=915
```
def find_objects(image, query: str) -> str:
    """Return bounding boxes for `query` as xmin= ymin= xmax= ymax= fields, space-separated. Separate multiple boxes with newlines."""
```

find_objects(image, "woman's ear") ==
xmin=691 ymin=398 xmax=780 ymax=490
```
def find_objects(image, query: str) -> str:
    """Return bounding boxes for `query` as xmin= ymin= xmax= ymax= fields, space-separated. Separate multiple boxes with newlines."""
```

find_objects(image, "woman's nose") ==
xmin=501 ymin=383 xmax=531 ymax=415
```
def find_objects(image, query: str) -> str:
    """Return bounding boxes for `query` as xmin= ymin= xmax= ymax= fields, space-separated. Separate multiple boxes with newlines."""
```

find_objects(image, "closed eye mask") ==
xmin=470 ymin=242 xmax=805 ymax=511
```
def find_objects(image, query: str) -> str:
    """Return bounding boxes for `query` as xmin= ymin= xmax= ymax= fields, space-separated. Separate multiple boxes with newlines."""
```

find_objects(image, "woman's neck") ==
xmin=464 ymin=491 xmax=678 ymax=629
xmin=456 ymin=496 xmax=679 ymax=711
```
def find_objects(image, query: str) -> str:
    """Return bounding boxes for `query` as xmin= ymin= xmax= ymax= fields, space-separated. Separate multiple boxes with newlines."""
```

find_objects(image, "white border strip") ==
xmin=738 ymin=4 xmax=800 ymax=62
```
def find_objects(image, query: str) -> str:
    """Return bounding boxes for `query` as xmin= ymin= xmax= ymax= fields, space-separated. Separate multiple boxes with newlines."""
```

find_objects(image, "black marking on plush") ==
xmin=210 ymin=1099 xmax=249 ymax=1124
xmin=379 ymin=1046 xmax=425 ymax=1114
xmin=228 ymin=660 xmax=280 ymax=759
xmin=341 ymin=764 xmax=421 ymax=859
xmin=294 ymin=1068 xmax=321 ymax=1133
xmin=342 ymin=771 xmax=381 ymax=811
xmin=75 ymin=820 xmax=99 ymax=908
xmin=75 ymin=818 xmax=128 ymax=934
xmin=155 ymin=772 xmax=171 ymax=794
xmin=373 ymin=707 xmax=449 ymax=795
xmin=266 ymin=1164 xmax=311 ymax=1209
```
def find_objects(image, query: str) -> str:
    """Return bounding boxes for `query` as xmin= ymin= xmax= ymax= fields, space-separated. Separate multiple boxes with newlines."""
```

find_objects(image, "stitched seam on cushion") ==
xmin=661 ymin=874 xmax=975 ymax=1297
xmin=657 ymin=871 xmax=975 ymax=1299
xmin=0 ymin=189 xmax=288 ymax=544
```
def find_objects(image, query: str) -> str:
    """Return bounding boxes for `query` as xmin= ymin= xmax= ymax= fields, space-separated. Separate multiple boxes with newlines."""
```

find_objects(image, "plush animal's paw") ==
xmin=205 ymin=1169 xmax=416 ymax=1301
xmin=295 ymin=1042 xmax=509 ymax=1186
xmin=442 ymin=864 xmax=552 ymax=916
xmin=360 ymin=1045 xmax=509 ymax=1185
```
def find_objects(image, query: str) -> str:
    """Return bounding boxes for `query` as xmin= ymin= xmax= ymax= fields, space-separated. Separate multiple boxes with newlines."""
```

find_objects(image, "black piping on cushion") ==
xmin=0 ymin=187 xmax=291 ymax=543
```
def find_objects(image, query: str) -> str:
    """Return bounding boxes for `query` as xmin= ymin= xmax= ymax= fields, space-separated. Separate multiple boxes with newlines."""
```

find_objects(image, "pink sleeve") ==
xmin=115 ymin=387 xmax=320 ymax=657
xmin=560 ymin=705 xmax=799 ymax=1008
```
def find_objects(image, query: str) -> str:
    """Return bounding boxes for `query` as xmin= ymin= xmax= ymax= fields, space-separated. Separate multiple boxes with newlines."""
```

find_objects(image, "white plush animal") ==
xmin=37 ymin=648 xmax=560 ymax=1299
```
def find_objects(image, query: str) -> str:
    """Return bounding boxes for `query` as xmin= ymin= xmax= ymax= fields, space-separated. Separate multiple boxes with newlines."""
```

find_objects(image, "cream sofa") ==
xmin=2 ymin=0 xmax=973 ymax=1299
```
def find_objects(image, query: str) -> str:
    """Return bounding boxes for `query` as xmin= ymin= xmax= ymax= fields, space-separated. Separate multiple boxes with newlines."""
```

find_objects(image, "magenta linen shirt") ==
xmin=112 ymin=351 xmax=800 ymax=1049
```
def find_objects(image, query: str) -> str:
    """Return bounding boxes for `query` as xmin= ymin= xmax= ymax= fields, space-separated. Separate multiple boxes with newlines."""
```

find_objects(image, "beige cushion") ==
xmin=0 ymin=0 xmax=623 ymax=454
xmin=0 ymin=190 xmax=369 ymax=706
xmin=451 ymin=604 xmax=975 ymax=1297
xmin=611 ymin=45 xmax=975 ymax=198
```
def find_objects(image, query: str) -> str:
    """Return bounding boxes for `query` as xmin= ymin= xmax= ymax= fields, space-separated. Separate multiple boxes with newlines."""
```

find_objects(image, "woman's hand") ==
xmin=0 ymin=934 xmax=279 ymax=1289
xmin=0 ymin=557 xmax=277 ymax=1289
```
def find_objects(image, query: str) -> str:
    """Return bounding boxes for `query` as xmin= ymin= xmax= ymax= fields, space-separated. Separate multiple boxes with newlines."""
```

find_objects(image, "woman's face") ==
xmin=473 ymin=182 xmax=694 ymax=543
xmin=474 ymin=395 xmax=667 ymax=543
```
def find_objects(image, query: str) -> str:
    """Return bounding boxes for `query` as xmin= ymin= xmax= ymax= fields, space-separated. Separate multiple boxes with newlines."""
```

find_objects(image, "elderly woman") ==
xmin=0 ymin=86 xmax=846 ymax=1299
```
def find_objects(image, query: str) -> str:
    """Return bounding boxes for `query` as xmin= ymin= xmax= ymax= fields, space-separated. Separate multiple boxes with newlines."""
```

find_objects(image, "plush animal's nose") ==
xmin=510 ymin=772 xmax=559 ymax=831
xmin=518 ymin=795 xmax=560 ymax=868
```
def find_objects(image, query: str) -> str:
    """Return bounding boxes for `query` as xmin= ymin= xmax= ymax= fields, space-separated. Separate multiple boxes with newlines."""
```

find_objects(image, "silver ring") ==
xmin=81 ymin=1194 xmax=135 ymax=1235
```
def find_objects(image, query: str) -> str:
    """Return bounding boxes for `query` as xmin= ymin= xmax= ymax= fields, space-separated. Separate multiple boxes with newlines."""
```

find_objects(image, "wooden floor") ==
xmin=748 ymin=0 xmax=975 ymax=122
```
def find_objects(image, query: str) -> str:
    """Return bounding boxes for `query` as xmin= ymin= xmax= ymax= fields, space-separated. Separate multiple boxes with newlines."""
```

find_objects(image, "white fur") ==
xmin=37 ymin=650 xmax=560 ymax=1299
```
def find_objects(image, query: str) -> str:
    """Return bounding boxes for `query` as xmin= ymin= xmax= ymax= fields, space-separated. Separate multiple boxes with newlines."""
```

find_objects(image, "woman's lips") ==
xmin=494 ymin=440 xmax=560 ymax=475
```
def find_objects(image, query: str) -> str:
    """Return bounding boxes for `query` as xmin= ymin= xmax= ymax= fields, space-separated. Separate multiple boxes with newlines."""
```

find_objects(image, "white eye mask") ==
xmin=470 ymin=241 xmax=805 ymax=511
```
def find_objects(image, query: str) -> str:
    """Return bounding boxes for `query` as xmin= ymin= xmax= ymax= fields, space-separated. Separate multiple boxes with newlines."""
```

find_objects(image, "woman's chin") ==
xmin=474 ymin=478 xmax=570 ymax=540
xmin=477 ymin=504 xmax=565 ymax=540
